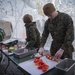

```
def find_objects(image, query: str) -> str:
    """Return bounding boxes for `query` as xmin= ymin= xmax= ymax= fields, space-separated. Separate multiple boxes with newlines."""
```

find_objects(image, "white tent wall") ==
xmin=0 ymin=0 xmax=75 ymax=50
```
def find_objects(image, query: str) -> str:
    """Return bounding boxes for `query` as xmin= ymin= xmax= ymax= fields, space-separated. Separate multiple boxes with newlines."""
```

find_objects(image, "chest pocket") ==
xmin=56 ymin=21 xmax=66 ymax=34
xmin=48 ymin=23 xmax=55 ymax=32
xmin=47 ymin=21 xmax=66 ymax=36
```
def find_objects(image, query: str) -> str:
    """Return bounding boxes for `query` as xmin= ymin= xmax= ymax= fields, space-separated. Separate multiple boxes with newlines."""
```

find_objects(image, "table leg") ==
xmin=5 ymin=58 xmax=10 ymax=73
xmin=0 ymin=51 xmax=2 ymax=63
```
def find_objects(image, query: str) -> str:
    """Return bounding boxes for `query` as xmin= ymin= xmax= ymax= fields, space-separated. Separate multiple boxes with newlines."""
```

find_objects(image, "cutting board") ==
xmin=19 ymin=56 xmax=58 ymax=75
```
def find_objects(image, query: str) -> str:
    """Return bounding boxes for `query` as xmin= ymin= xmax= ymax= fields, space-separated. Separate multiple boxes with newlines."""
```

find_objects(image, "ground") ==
xmin=0 ymin=57 xmax=23 ymax=75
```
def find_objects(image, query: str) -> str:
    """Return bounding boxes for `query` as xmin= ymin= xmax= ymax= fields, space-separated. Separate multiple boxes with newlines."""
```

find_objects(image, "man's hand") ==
xmin=38 ymin=47 xmax=44 ymax=55
xmin=54 ymin=48 xmax=64 ymax=59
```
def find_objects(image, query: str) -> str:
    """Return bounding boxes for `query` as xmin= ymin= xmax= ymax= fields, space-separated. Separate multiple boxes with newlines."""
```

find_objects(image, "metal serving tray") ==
xmin=13 ymin=48 xmax=38 ymax=58
xmin=56 ymin=58 xmax=75 ymax=75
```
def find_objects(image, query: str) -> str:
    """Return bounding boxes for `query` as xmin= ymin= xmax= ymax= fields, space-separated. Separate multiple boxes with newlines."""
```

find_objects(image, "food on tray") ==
xmin=8 ymin=46 xmax=15 ymax=52
xmin=45 ymin=54 xmax=60 ymax=63
xmin=35 ymin=56 xmax=40 ymax=59
xmin=34 ymin=57 xmax=49 ymax=72
xmin=34 ymin=53 xmax=42 ymax=58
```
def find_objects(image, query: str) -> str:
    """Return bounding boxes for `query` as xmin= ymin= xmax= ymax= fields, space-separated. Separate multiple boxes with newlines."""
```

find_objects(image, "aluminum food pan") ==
xmin=56 ymin=58 xmax=75 ymax=75
xmin=13 ymin=48 xmax=38 ymax=58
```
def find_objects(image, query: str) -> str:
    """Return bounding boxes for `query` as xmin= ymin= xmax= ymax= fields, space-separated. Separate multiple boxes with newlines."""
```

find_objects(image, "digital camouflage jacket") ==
xmin=25 ymin=22 xmax=40 ymax=49
xmin=41 ymin=11 xmax=74 ymax=58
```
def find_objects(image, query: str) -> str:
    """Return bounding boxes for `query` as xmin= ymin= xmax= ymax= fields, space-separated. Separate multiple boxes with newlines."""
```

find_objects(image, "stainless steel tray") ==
xmin=13 ymin=48 xmax=38 ymax=58
xmin=56 ymin=58 xmax=75 ymax=75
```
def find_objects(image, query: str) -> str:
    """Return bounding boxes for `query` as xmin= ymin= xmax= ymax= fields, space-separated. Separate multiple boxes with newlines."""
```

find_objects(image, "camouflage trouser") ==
xmin=50 ymin=41 xmax=74 ymax=59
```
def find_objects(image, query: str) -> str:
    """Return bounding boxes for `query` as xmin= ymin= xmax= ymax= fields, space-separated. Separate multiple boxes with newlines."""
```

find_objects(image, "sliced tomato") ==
xmin=42 ymin=67 xmax=47 ymax=72
xmin=34 ymin=58 xmax=39 ymax=63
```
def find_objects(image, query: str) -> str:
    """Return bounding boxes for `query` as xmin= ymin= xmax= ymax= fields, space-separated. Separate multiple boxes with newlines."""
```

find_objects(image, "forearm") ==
xmin=26 ymin=40 xmax=35 ymax=48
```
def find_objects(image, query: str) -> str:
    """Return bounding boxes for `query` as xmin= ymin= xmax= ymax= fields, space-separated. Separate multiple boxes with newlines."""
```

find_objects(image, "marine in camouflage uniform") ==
xmin=40 ymin=3 xmax=74 ymax=58
xmin=23 ymin=14 xmax=40 ymax=49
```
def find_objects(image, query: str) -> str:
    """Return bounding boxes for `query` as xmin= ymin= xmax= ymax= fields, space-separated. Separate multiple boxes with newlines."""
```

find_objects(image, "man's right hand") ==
xmin=54 ymin=48 xmax=64 ymax=59
xmin=38 ymin=47 xmax=44 ymax=55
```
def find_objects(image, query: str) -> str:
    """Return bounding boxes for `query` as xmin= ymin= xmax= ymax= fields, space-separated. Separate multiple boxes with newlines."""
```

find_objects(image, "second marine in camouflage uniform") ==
xmin=23 ymin=14 xmax=40 ymax=49
xmin=41 ymin=11 xmax=74 ymax=58
xmin=25 ymin=22 xmax=40 ymax=48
